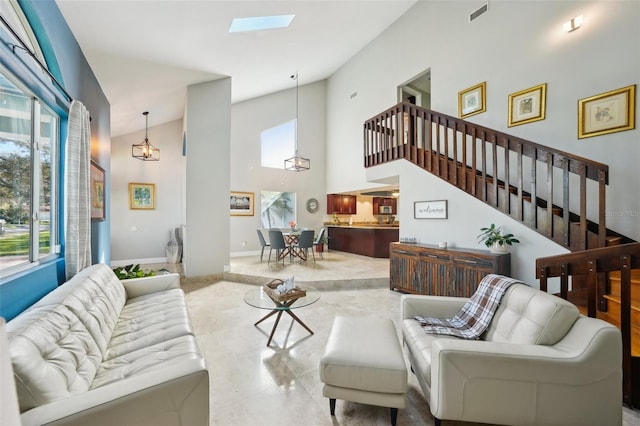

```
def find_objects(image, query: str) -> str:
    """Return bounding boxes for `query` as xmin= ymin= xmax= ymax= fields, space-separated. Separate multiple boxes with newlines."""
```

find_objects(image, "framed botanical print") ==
xmin=508 ymin=83 xmax=547 ymax=127
xmin=458 ymin=82 xmax=486 ymax=118
xmin=578 ymin=84 xmax=636 ymax=138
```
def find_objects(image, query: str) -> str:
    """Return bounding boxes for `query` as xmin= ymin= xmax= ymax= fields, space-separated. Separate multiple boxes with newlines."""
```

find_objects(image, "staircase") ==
xmin=537 ymin=244 xmax=640 ymax=407
xmin=363 ymin=102 xmax=632 ymax=251
xmin=364 ymin=102 xmax=639 ymax=405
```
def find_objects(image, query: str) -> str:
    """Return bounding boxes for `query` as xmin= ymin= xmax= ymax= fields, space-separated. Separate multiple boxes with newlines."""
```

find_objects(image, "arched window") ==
xmin=1 ymin=0 xmax=60 ymax=275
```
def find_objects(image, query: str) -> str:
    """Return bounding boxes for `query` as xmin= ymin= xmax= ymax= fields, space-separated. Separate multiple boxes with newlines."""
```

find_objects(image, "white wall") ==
xmin=110 ymin=119 xmax=185 ymax=263
xmin=367 ymin=160 xmax=569 ymax=286
xmin=326 ymin=1 xmax=639 ymax=284
xmin=230 ymin=80 xmax=327 ymax=255
xmin=185 ymin=78 xmax=231 ymax=277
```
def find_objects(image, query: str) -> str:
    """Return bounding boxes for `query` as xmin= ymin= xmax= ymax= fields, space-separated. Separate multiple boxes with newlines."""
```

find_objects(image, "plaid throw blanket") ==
xmin=415 ymin=274 xmax=522 ymax=340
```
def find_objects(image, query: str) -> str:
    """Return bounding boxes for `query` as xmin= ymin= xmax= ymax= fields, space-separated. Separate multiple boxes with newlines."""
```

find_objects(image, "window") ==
xmin=0 ymin=68 xmax=59 ymax=274
xmin=260 ymin=120 xmax=295 ymax=169
xmin=260 ymin=191 xmax=296 ymax=229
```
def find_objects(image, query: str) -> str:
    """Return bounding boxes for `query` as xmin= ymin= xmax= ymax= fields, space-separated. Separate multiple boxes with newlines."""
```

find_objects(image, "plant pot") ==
xmin=490 ymin=242 xmax=509 ymax=254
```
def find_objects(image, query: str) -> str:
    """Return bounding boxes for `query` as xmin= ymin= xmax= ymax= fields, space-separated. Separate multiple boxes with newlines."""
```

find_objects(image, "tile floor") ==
xmin=148 ymin=252 xmax=640 ymax=426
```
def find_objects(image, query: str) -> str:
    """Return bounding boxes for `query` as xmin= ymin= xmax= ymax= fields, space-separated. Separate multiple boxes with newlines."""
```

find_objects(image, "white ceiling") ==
xmin=56 ymin=0 xmax=417 ymax=137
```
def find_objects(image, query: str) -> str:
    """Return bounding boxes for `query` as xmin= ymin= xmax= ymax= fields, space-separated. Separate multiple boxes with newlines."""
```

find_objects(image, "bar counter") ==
xmin=327 ymin=224 xmax=399 ymax=258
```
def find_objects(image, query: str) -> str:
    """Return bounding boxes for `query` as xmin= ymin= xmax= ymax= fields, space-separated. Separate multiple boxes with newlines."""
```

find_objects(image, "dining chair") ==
xmin=313 ymin=227 xmax=326 ymax=259
xmin=256 ymin=229 xmax=270 ymax=263
xmin=268 ymin=230 xmax=287 ymax=265
xmin=296 ymin=229 xmax=315 ymax=262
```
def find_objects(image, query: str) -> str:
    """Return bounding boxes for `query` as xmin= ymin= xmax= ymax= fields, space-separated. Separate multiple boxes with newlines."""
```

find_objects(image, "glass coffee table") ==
xmin=244 ymin=284 xmax=320 ymax=346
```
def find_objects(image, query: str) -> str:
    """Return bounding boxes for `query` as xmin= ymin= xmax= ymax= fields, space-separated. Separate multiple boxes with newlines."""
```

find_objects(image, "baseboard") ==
xmin=230 ymin=250 xmax=261 ymax=258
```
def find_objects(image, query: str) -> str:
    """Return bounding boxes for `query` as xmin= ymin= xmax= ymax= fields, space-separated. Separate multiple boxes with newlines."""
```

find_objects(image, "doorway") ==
xmin=398 ymin=69 xmax=431 ymax=108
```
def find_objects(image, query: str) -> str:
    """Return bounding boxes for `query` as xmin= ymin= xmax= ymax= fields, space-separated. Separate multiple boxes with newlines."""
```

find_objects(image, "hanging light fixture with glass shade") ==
xmin=132 ymin=111 xmax=160 ymax=161
xmin=284 ymin=73 xmax=310 ymax=171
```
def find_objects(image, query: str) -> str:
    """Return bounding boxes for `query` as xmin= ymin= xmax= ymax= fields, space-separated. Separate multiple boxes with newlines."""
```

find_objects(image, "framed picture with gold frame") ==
xmin=458 ymin=82 xmax=486 ymax=118
xmin=230 ymin=191 xmax=254 ymax=216
xmin=578 ymin=84 xmax=636 ymax=139
xmin=508 ymin=83 xmax=547 ymax=127
xmin=90 ymin=161 xmax=105 ymax=220
xmin=129 ymin=182 xmax=156 ymax=210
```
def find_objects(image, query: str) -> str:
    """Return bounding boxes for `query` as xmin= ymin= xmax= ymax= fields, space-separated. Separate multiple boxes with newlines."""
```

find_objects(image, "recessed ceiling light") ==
xmin=229 ymin=15 xmax=295 ymax=33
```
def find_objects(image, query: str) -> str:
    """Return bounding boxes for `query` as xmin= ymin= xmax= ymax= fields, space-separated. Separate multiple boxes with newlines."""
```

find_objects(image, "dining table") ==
xmin=283 ymin=231 xmax=308 ymax=261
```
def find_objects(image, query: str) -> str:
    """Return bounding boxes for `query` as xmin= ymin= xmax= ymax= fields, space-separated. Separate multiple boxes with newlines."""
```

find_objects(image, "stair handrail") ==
xmin=363 ymin=102 xmax=610 ymax=249
xmin=536 ymin=242 xmax=640 ymax=406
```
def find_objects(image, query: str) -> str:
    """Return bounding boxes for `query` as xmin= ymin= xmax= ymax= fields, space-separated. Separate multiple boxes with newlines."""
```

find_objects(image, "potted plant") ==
xmin=112 ymin=264 xmax=156 ymax=280
xmin=477 ymin=224 xmax=520 ymax=253
xmin=315 ymin=235 xmax=330 ymax=253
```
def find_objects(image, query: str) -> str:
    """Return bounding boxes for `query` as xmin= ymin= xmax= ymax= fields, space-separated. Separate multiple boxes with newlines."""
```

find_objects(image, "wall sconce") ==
xmin=132 ymin=111 xmax=160 ymax=161
xmin=563 ymin=15 xmax=583 ymax=33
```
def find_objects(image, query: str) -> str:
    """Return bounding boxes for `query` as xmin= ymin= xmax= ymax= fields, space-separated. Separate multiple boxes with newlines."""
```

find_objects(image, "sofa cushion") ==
xmin=104 ymin=289 xmax=193 ymax=360
xmin=482 ymin=283 xmax=580 ymax=345
xmin=24 ymin=264 xmax=127 ymax=355
xmin=91 ymin=335 xmax=202 ymax=389
xmin=9 ymin=305 xmax=103 ymax=411
xmin=402 ymin=318 xmax=458 ymax=386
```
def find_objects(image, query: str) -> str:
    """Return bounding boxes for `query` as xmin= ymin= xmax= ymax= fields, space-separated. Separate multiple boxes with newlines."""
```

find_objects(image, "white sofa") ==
xmin=401 ymin=281 xmax=622 ymax=426
xmin=6 ymin=264 xmax=209 ymax=426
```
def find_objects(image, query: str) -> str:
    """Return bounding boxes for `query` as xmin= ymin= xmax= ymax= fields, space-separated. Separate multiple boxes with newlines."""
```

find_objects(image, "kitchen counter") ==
xmin=326 ymin=223 xmax=399 ymax=229
xmin=327 ymin=225 xmax=399 ymax=258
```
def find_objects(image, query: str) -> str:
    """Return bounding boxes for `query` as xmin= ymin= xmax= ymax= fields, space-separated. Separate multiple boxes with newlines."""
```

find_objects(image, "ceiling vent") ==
xmin=469 ymin=3 xmax=489 ymax=22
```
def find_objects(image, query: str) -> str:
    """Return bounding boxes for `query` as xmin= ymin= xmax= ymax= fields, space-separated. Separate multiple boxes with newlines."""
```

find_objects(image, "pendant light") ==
xmin=132 ymin=111 xmax=160 ymax=161
xmin=284 ymin=73 xmax=310 ymax=171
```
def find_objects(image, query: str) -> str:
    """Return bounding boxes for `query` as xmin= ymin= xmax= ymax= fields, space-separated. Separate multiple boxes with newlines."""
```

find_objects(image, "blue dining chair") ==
xmin=313 ymin=227 xmax=326 ymax=259
xmin=268 ymin=230 xmax=287 ymax=265
xmin=295 ymin=229 xmax=315 ymax=262
xmin=256 ymin=229 xmax=270 ymax=263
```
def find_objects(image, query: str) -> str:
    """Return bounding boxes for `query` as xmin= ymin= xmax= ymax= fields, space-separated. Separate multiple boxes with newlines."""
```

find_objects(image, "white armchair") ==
xmin=401 ymin=282 xmax=622 ymax=425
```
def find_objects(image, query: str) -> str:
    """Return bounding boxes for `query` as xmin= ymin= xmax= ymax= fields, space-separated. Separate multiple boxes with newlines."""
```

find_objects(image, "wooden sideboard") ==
xmin=389 ymin=242 xmax=510 ymax=297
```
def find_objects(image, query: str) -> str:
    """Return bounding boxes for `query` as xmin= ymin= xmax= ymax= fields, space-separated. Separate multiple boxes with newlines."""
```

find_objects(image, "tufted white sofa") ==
xmin=401 ymin=280 xmax=622 ymax=426
xmin=6 ymin=263 xmax=209 ymax=426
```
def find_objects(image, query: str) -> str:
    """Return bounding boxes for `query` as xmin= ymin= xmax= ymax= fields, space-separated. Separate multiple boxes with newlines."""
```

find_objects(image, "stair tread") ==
xmin=603 ymin=294 xmax=640 ymax=313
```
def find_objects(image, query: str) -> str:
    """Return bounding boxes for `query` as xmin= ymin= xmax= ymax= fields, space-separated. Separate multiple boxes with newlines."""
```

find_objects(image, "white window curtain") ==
xmin=64 ymin=100 xmax=92 ymax=279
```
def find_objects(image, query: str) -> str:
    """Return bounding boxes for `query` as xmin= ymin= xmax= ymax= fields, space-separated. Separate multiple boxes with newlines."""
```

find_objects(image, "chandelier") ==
xmin=132 ymin=111 xmax=160 ymax=161
xmin=284 ymin=73 xmax=310 ymax=171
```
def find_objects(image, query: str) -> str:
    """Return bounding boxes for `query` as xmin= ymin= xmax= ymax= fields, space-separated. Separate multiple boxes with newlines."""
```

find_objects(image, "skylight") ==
xmin=229 ymin=15 xmax=295 ymax=33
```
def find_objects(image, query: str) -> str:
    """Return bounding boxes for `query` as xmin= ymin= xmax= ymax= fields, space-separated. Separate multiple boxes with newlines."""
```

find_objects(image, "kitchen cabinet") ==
xmin=372 ymin=197 xmax=397 ymax=215
xmin=389 ymin=243 xmax=510 ymax=296
xmin=327 ymin=194 xmax=357 ymax=214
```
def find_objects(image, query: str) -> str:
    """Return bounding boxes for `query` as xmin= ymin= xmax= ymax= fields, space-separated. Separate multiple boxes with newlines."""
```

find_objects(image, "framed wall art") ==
xmin=90 ymin=161 xmax=105 ymax=220
xmin=458 ymin=82 xmax=486 ymax=118
xmin=230 ymin=191 xmax=254 ymax=216
xmin=508 ymin=83 xmax=547 ymax=127
xmin=129 ymin=182 xmax=156 ymax=210
xmin=414 ymin=200 xmax=448 ymax=219
xmin=578 ymin=84 xmax=636 ymax=139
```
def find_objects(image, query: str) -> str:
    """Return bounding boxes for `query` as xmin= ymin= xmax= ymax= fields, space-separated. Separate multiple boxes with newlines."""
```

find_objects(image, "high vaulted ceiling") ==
xmin=56 ymin=0 xmax=417 ymax=137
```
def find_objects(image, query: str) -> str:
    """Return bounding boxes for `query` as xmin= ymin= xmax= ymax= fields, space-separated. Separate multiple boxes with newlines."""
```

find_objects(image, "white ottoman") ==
xmin=319 ymin=316 xmax=408 ymax=426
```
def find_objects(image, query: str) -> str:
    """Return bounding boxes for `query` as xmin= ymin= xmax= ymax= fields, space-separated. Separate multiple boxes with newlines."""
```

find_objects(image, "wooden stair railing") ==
xmin=536 ymin=243 xmax=640 ymax=407
xmin=363 ymin=102 xmax=613 ymax=251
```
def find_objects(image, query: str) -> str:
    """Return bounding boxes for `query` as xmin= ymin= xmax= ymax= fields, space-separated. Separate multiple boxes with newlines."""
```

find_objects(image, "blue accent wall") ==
xmin=0 ymin=0 xmax=110 ymax=321
xmin=0 ymin=260 xmax=65 ymax=320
